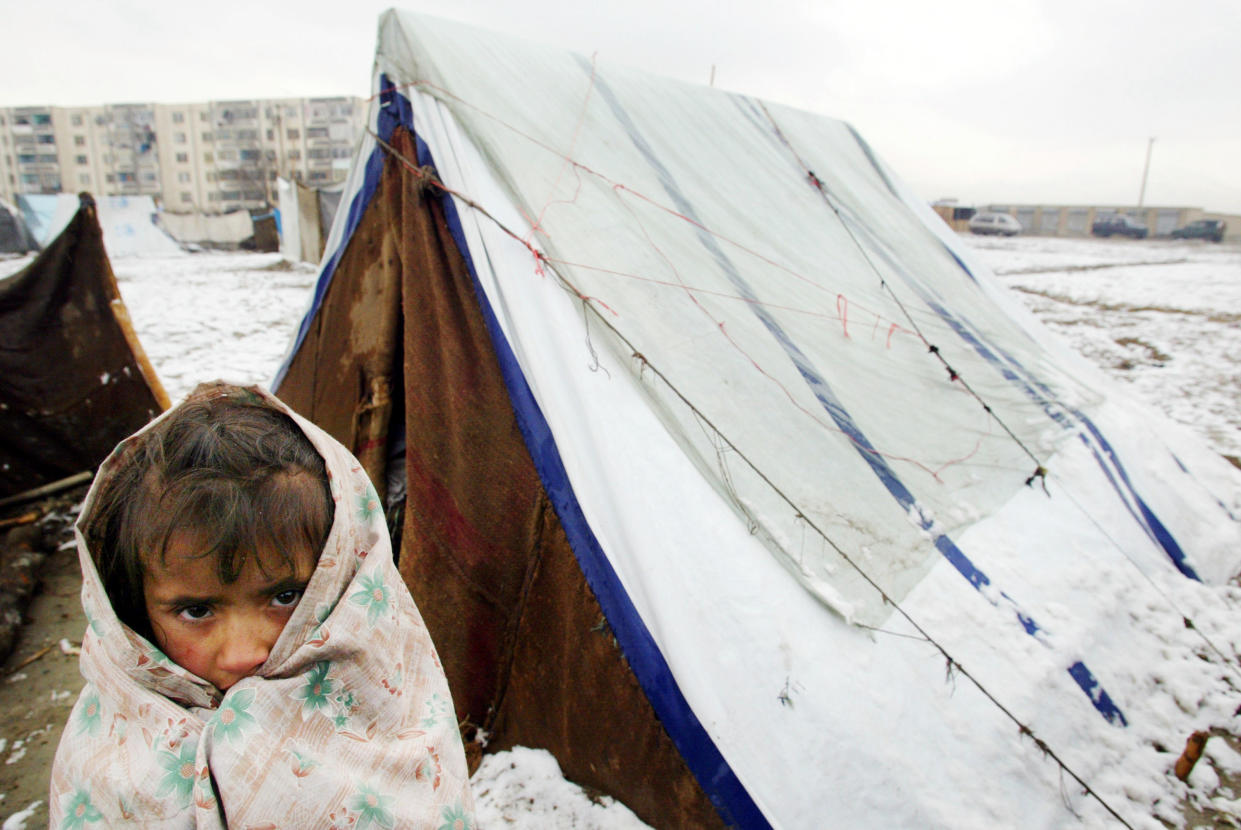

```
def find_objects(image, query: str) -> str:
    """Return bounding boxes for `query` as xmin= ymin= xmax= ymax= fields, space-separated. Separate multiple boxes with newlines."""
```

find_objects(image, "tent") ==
xmin=0 ymin=198 xmax=38 ymax=254
xmin=273 ymin=11 xmax=1241 ymax=828
xmin=0 ymin=193 xmax=169 ymax=500
xmin=277 ymin=176 xmax=346 ymax=263
xmin=16 ymin=193 xmax=182 ymax=257
xmin=157 ymin=209 xmax=254 ymax=249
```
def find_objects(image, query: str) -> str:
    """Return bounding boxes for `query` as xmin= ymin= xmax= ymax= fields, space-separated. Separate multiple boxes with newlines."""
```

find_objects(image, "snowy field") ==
xmin=1 ymin=232 xmax=1239 ymax=827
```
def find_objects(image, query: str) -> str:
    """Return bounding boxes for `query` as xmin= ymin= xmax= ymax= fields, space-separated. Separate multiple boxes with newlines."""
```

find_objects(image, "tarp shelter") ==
xmin=0 ymin=194 xmax=169 ymax=499
xmin=157 ymin=209 xmax=254 ymax=249
xmin=274 ymin=11 xmax=1241 ymax=828
xmin=17 ymin=193 xmax=182 ymax=257
xmin=277 ymin=177 xmax=346 ymax=263
xmin=0 ymin=198 xmax=38 ymax=254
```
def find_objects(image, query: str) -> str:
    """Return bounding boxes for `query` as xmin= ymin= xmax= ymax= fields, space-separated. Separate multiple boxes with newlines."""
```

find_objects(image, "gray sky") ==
xmin=4 ymin=0 xmax=1239 ymax=213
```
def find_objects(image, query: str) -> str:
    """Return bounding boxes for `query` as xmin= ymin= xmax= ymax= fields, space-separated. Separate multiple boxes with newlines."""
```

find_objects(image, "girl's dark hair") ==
xmin=84 ymin=383 xmax=334 ymax=641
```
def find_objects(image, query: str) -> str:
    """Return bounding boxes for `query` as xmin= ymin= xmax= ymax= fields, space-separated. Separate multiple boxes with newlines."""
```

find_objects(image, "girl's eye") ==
xmin=178 ymin=605 xmax=212 ymax=621
xmin=272 ymin=590 xmax=303 ymax=609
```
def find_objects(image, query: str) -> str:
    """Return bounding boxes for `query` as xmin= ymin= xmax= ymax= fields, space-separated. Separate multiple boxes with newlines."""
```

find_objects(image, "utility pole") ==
xmin=1137 ymin=137 xmax=1155 ymax=207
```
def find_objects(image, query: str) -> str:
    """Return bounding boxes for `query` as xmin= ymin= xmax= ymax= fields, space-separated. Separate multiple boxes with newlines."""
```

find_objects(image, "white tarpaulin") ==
xmin=289 ymin=11 xmax=1241 ymax=827
xmin=20 ymin=193 xmax=182 ymax=256
xmin=157 ymin=209 xmax=253 ymax=246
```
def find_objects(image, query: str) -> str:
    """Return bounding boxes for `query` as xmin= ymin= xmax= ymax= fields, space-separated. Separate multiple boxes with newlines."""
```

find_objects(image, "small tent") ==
xmin=0 ymin=193 xmax=169 ymax=499
xmin=274 ymin=11 xmax=1241 ymax=828
xmin=16 ymin=193 xmax=182 ymax=257
xmin=157 ymin=209 xmax=254 ymax=249
xmin=277 ymin=177 xmax=346 ymax=264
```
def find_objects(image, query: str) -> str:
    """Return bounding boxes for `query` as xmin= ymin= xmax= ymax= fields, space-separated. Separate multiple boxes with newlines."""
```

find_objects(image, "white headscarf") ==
xmin=50 ymin=385 xmax=475 ymax=829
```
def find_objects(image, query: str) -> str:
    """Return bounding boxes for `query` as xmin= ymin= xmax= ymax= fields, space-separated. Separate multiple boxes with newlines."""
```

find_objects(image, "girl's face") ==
xmin=142 ymin=535 xmax=317 ymax=691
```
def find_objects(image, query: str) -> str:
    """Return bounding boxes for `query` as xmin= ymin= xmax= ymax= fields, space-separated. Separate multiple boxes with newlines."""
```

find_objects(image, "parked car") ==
xmin=1171 ymin=219 xmax=1226 ymax=242
xmin=968 ymin=212 xmax=1022 ymax=236
xmin=1091 ymin=214 xmax=1148 ymax=239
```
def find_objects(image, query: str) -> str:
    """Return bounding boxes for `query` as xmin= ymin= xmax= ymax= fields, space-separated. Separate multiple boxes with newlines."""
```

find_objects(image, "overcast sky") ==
xmin=4 ymin=0 xmax=1238 ymax=213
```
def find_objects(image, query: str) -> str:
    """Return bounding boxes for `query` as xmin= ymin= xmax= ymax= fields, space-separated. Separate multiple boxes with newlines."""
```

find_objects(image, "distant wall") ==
xmin=980 ymin=204 xmax=1239 ymax=241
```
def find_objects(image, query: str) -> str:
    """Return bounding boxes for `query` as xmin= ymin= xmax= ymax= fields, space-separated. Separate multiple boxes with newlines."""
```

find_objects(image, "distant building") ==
xmin=0 ymin=97 xmax=364 ymax=213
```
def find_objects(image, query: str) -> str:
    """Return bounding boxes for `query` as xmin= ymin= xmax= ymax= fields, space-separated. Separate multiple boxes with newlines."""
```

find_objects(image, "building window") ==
xmin=21 ymin=174 xmax=39 ymax=185
xmin=306 ymin=127 xmax=329 ymax=139
xmin=38 ymin=154 xmax=57 ymax=163
xmin=71 ymin=115 xmax=83 ymax=126
xmin=266 ymin=129 xmax=274 ymax=141
xmin=17 ymin=154 xmax=36 ymax=164
xmin=37 ymin=134 xmax=55 ymax=144
xmin=105 ymin=173 xmax=116 ymax=183
xmin=202 ymin=132 xmax=213 ymax=142
xmin=180 ymin=192 xmax=193 ymax=203
xmin=206 ymin=171 xmax=217 ymax=182
xmin=74 ymin=135 xmax=86 ymax=146
xmin=76 ymin=155 xmax=88 ymax=165
xmin=172 ymin=112 xmax=185 ymax=123
xmin=174 ymin=132 xmax=187 ymax=144
xmin=287 ymin=149 xmax=300 ymax=160
xmin=239 ymin=149 xmax=260 ymax=161
xmin=177 ymin=172 xmax=191 ymax=183
xmin=33 ymin=114 xmax=51 ymax=125
xmin=176 ymin=152 xmax=189 ymax=163
xmin=287 ymin=128 xmax=300 ymax=140
xmin=203 ymin=152 xmax=213 ymax=163
xmin=79 ymin=174 xmax=90 ymax=186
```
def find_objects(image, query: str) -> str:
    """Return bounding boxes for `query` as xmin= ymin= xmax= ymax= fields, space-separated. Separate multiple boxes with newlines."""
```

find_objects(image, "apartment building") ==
xmin=0 ymin=96 xmax=364 ymax=213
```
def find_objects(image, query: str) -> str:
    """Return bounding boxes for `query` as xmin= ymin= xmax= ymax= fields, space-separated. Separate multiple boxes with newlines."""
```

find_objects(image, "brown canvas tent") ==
xmin=0 ymin=193 xmax=169 ymax=500
xmin=272 ymin=11 xmax=1241 ymax=829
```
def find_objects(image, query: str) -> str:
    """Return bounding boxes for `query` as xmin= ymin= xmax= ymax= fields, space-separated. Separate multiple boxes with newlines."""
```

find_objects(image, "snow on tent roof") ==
xmin=275 ymin=10 xmax=1241 ymax=827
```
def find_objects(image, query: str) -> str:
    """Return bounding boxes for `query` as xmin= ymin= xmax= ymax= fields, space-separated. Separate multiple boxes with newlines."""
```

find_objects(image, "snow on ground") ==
xmin=2 ymin=233 xmax=1238 ymax=827
xmin=966 ymin=235 xmax=1241 ymax=462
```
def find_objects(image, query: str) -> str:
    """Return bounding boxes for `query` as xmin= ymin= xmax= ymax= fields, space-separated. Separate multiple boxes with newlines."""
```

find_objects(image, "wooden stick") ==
xmin=0 ymin=471 xmax=93 ymax=510
xmin=5 ymin=643 xmax=55 ymax=676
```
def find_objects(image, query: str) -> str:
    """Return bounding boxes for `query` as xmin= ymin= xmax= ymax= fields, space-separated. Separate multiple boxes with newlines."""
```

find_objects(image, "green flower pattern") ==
xmin=59 ymin=787 xmax=103 ymax=829
xmin=421 ymin=693 xmax=451 ymax=729
xmin=154 ymin=736 xmax=198 ymax=807
xmin=349 ymin=572 xmax=391 ymax=627
xmin=356 ymin=484 xmax=381 ymax=522
xmin=75 ymin=689 xmax=103 ymax=737
xmin=349 ymin=783 xmax=395 ymax=829
xmin=439 ymin=802 xmax=472 ymax=830
xmin=293 ymin=661 xmax=335 ymax=714
xmin=210 ymin=687 xmax=258 ymax=744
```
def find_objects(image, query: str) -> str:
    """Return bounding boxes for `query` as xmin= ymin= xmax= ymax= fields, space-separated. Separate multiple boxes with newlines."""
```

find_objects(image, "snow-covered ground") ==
xmin=1 ymin=232 xmax=1238 ymax=827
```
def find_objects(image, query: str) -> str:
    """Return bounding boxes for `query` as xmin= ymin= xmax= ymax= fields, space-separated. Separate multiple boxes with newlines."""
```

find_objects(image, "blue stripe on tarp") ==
xmin=821 ymin=196 xmax=1198 ymax=583
xmin=584 ymin=60 xmax=1126 ymax=727
xmin=398 ymin=101 xmax=769 ymax=827
xmin=273 ymin=76 xmax=408 ymax=392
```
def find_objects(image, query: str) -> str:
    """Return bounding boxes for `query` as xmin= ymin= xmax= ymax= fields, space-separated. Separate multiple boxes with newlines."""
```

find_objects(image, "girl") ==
xmin=50 ymin=382 xmax=475 ymax=828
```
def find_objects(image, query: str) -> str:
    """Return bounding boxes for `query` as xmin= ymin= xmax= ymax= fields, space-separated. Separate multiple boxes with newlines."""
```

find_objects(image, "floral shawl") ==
xmin=49 ymin=386 xmax=475 ymax=829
